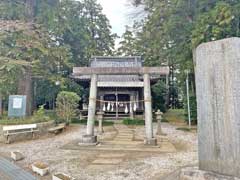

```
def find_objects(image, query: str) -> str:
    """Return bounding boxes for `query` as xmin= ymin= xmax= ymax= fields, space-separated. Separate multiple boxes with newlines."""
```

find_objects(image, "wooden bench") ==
xmin=48 ymin=123 xmax=66 ymax=134
xmin=3 ymin=124 xmax=39 ymax=144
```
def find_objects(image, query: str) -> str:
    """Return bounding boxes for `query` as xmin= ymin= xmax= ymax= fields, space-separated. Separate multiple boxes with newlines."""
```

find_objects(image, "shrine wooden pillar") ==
xmin=100 ymin=95 xmax=104 ymax=111
xmin=130 ymin=94 xmax=134 ymax=119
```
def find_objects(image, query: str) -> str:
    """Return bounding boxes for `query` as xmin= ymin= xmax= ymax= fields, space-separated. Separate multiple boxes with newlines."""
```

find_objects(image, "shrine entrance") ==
xmin=104 ymin=93 xmax=130 ymax=102
xmin=103 ymin=93 xmax=130 ymax=120
xmin=97 ymin=87 xmax=144 ymax=120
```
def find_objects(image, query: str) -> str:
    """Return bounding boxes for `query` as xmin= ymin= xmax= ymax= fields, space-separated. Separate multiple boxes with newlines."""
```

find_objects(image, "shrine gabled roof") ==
xmin=71 ymin=56 xmax=167 ymax=86
xmin=85 ymin=56 xmax=143 ymax=83
xmin=89 ymin=56 xmax=143 ymax=68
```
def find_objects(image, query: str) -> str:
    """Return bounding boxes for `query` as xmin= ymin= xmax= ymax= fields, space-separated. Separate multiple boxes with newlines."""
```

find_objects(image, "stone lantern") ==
xmin=96 ymin=111 xmax=104 ymax=134
xmin=155 ymin=109 xmax=164 ymax=135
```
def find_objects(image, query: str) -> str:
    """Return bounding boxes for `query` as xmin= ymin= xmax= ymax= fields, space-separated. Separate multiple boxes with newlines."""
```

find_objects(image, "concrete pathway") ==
xmin=63 ymin=124 xmax=176 ymax=153
xmin=87 ymin=152 xmax=127 ymax=173
xmin=101 ymin=124 xmax=144 ymax=148
xmin=87 ymin=125 xmax=133 ymax=171
xmin=114 ymin=124 xmax=134 ymax=141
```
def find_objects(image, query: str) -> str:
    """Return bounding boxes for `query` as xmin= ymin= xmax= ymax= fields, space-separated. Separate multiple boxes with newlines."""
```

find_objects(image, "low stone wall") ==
xmin=0 ymin=120 xmax=55 ymax=143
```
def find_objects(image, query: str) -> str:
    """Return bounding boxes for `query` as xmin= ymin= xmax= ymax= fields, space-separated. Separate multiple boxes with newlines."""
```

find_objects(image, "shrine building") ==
xmin=72 ymin=56 xmax=169 ymax=145
xmin=72 ymin=56 xmax=168 ymax=119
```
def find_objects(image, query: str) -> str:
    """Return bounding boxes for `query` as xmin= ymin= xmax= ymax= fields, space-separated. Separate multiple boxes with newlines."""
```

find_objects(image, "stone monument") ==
xmin=195 ymin=37 xmax=240 ymax=178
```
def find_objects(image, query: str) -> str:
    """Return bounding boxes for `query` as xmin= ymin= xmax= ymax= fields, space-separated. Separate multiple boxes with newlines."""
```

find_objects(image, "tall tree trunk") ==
xmin=191 ymin=73 xmax=196 ymax=96
xmin=17 ymin=0 xmax=36 ymax=115
xmin=33 ymin=81 xmax=37 ymax=111
xmin=192 ymin=48 xmax=197 ymax=96
xmin=0 ymin=96 xmax=3 ymax=117
xmin=25 ymin=0 xmax=36 ymax=21
xmin=18 ymin=68 xmax=33 ymax=116
xmin=165 ymin=74 xmax=170 ymax=109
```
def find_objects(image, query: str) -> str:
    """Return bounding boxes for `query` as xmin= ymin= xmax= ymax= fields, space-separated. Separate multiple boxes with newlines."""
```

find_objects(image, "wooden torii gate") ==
xmin=73 ymin=66 xmax=169 ymax=145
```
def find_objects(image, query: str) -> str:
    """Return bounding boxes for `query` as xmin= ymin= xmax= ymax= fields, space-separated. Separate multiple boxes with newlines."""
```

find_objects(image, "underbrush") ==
xmin=163 ymin=109 xmax=185 ymax=123
xmin=122 ymin=118 xmax=145 ymax=125
xmin=71 ymin=119 xmax=114 ymax=126
xmin=0 ymin=116 xmax=51 ymax=125
xmin=0 ymin=106 xmax=53 ymax=125
xmin=176 ymin=127 xmax=191 ymax=132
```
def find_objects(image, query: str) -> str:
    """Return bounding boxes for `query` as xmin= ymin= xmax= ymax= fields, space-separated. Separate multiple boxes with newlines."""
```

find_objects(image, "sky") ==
xmin=97 ymin=0 xmax=135 ymax=37
xmin=97 ymin=0 xmax=145 ymax=47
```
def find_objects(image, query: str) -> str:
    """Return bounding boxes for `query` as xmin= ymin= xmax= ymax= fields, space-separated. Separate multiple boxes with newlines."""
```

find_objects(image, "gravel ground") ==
xmin=0 ymin=123 xmax=197 ymax=180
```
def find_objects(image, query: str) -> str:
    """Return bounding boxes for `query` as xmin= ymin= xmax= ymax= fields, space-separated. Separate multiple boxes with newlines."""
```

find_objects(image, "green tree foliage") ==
xmin=131 ymin=0 xmax=240 ymax=69
xmin=192 ymin=2 xmax=239 ymax=47
xmin=82 ymin=0 xmax=116 ymax=57
xmin=117 ymin=26 xmax=139 ymax=56
xmin=0 ymin=0 xmax=115 ymax=113
xmin=152 ymin=80 xmax=167 ymax=112
xmin=0 ymin=22 xmax=72 ymax=96
xmin=0 ymin=59 xmax=24 ymax=99
xmin=128 ymin=0 xmax=240 ymax=120
xmin=56 ymin=91 xmax=80 ymax=123
xmin=35 ymin=0 xmax=116 ymax=65
xmin=0 ymin=0 xmax=116 ymax=66
xmin=0 ymin=1 xmax=26 ymax=20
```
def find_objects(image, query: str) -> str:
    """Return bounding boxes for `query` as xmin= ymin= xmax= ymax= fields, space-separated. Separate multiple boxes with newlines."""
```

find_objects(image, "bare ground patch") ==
xmin=0 ymin=123 xmax=197 ymax=180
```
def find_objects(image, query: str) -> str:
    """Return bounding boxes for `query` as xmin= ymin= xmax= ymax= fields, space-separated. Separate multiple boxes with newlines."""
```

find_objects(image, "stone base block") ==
xmin=98 ymin=129 xmax=104 ymax=135
xmin=157 ymin=132 xmax=167 ymax=136
xmin=78 ymin=135 xmax=97 ymax=145
xmin=177 ymin=167 xmax=240 ymax=180
xmin=164 ymin=166 xmax=240 ymax=180
xmin=144 ymin=138 xmax=157 ymax=146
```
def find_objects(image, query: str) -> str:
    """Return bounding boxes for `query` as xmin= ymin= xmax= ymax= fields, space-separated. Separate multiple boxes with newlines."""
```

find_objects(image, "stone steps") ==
xmin=114 ymin=139 xmax=132 ymax=142
xmin=88 ymin=153 xmax=126 ymax=171
xmin=102 ymin=140 xmax=141 ymax=145
xmin=117 ymin=132 xmax=133 ymax=134
xmin=112 ymin=125 xmax=135 ymax=143
xmin=115 ymin=135 xmax=133 ymax=139
xmin=118 ymin=129 xmax=133 ymax=132
xmin=114 ymin=137 xmax=132 ymax=140
xmin=116 ymin=134 xmax=132 ymax=137
xmin=98 ymin=153 xmax=125 ymax=158
xmin=92 ymin=158 xmax=123 ymax=165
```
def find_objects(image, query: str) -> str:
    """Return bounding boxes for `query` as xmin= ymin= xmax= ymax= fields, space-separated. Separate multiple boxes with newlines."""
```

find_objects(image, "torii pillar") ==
xmin=143 ymin=73 xmax=157 ymax=145
xmin=80 ymin=74 xmax=98 ymax=144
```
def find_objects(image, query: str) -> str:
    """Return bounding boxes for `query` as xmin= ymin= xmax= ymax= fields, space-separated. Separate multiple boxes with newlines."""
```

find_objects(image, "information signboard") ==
xmin=8 ymin=95 xmax=27 ymax=117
